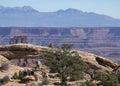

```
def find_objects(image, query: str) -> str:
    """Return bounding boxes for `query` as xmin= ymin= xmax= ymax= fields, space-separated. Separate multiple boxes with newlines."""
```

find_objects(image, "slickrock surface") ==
xmin=0 ymin=43 xmax=118 ymax=73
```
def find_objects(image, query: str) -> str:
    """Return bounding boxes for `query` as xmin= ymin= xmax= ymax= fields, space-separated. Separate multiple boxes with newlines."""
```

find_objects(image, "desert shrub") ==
xmin=61 ymin=43 xmax=73 ymax=50
xmin=42 ymin=77 xmax=49 ymax=85
xmin=112 ymin=66 xmax=120 ymax=83
xmin=116 ymin=72 xmax=120 ymax=83
xmin=43 ymin=44 xmax=86 ymax=85
xmin=0 ymin=75 xmax=10 ymax=85
xmin=48 ymin=43 xmax=54 ymax=48
xmin=94 ymin=72 xmax=119 ymax=86
xmin=12 ymin=72 xmax=20 ymax=79
xmin=82 ymin=80 xmax=97 ymax=86
xmin=0 ymin=62 xmax=9 ymax=71
xmin=87 ymin=68 xmax=94 ymax=79
xmin=41 ymin=71 xmax=49 ymax=85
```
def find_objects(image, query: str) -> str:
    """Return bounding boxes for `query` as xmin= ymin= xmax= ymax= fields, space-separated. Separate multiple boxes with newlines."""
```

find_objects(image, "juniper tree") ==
xmin=43 ymin=44 xmax=86 ymax=85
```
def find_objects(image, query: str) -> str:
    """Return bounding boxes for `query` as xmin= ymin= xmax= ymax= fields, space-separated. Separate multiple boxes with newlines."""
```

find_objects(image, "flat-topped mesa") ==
xmin=0 ymin=43 xmax=119 ymax=73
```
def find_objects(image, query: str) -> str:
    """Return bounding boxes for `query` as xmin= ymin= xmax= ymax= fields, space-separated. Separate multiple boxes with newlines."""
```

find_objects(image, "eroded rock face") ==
xmin=0 ymin=43 xmax=118 ymax=73
xmin=78 ymin=51 xmax=118 ymax=73
xmin=0 ymin=43 xmax=49 ymax=60
xmin=0 ymin=55 xmax=10 ymax=72
xmin=0 ymin=55 xmax=24 ymax=79
xmin=0 ymin=55 xmax=9 ymax=63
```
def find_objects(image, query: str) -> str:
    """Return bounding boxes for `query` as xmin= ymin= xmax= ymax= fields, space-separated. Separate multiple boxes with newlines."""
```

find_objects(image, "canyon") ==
xmin=0 ymin=27 xmax=120 ymax=63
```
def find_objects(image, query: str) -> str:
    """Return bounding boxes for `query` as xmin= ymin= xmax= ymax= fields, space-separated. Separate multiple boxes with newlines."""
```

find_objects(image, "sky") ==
xmin=0 ymin=0 xmax=120 ymax=19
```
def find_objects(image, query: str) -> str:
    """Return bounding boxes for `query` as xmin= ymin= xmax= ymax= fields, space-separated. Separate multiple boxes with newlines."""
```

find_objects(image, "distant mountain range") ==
xmin=0 ymin=6 xmax=120 ymax=27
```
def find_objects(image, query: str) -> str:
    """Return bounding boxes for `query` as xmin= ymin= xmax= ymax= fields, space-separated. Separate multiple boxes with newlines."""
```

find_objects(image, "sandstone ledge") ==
xmin=0 ymin=43 xmax=119 ymax=73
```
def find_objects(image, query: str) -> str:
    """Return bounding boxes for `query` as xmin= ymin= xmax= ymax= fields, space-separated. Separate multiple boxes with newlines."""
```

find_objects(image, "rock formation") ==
xmin=0 ymin=27 xmax=120 ymax=63
xmin=0 ymin=55 xmax=9 ymax=63
xmin=0 ymin=43 xmax=118 ymax=73
xmin=0 ymin=43 xmax=49 ymax=60
xmin=78 ymin=51 xmax=118 ymax=73
xmin=0 ymin=55 xmax=24 ymax=79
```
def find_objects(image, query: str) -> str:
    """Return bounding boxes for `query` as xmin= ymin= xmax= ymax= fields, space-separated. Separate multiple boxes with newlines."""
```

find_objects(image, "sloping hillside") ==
xmin=0 ymin=43 xmax=119 ymax=86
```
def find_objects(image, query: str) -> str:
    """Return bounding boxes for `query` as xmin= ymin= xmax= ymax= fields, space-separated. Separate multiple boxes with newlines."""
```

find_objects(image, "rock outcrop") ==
xmin=78 ymin=51 xmax=118 ymax=73
xmin=0 ymin=43 xmax=49 ymax=60
xmin=0 ymin=55 xmax=24 ymax=79
xmin=0 ymin=55 xmax=9 ymax=63
xmin=0 ymin=43 xmax=118 ymax=73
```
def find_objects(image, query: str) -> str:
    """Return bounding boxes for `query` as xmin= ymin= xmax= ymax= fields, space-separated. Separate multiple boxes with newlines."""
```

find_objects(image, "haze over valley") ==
xmin=0 ymin=27 xmax=120 ymax=63
xmin=0 ymin=6 xmax=120 ymax=63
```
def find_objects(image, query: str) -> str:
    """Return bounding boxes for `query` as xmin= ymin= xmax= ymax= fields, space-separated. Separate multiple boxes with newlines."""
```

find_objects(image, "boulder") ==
xmin=0 ymin=55 xmax=9 ymax=63
xmin=22 ymin=75 xmax=35 ymax=82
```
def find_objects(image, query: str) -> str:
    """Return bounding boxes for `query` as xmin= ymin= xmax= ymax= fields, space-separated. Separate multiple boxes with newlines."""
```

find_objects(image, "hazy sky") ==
xmin=0 ymin=0 xmax=120 ymax=19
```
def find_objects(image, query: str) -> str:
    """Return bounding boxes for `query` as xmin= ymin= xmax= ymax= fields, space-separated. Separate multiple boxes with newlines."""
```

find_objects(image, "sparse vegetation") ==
xmin=0 ymin=75 xmax=10 ymax=85
xmin=41 ymin=71 xmax=49 ymax=85
xmin=12 ymin=72 xmax=20 ymax=80
xmin=82 ymin=80 xmax=97 ymax=86
xmin=94 ymin=72 xmax=119 ymax=86
xmin=48 ymin=43 xmax=54 ymax=48
xmin=61 ymin=43 xmax=73 ymax=50
xmin=43 ymin=44 xmax=86 ymax=85
xmin=11 ymin=69 xmax=36 ymax=83
xmin=1 ymin=43 xmax=120 ymax=86
xmin=117 ymin=73 xmax=120 ymax=83
xmin=42 ymin=77 xmax=49 ymax=85
xmin=112 ymin=66 xmax=120 ymax=83
xmin=0 ymin=62 xmax=9 ymax=71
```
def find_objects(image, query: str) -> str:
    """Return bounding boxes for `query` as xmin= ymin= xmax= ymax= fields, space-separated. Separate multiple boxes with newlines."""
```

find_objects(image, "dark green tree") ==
xmin=61 ymin=43 xmax=73 ymax=50
xmin=43 ymin=44 xmax=85 ymax=85
xmin=48 ymin=43 xmax=54 ymax=48
xmin=112 ymin=66 xmax=120 ymax=83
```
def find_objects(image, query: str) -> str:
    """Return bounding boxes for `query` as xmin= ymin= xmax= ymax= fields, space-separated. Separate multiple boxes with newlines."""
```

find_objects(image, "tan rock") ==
xmin=0 ymin=43 xmax=49 ymax=60
xmin=0 ymin=55 xmax=9 ymax=62
xmin=78 ymin=51 xmax=118 ymax=73
xmin=0 ymin=43 xmax=118 ymax=74
xmin=0 ymin=55 xmax=24 ymax=79
xmin=22 ymin=75 xmax=35 ymax=82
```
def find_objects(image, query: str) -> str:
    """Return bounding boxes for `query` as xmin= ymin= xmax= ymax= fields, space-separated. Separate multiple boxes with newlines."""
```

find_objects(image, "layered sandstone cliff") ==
xmin=0 ymin=27 xmax=120 ymax=63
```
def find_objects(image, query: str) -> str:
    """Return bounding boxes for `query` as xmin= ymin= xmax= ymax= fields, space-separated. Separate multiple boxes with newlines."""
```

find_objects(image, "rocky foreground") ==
xmin=0 ymin=43 xmax=119 ymax=86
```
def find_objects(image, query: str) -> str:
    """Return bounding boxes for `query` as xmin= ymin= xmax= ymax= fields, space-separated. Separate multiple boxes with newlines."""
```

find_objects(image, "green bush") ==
xmin=43 ymin=44 xmax=86 ymax=85
xmin=94 ymin=72 xmax=119 ymax=86
xmin=61 ymin=43 xmax=73 ymax=50
xmin=48 ymin=43 xmax=54 ymax=48
xmin=11 ymin=72 xmax=20 ymax=80
xmin=112 ymin=67 xmax=120 ymax=83
xmin=42 ymin=77 xmax=49 ymax=85
xmin=82 ymin=80 xmax=97 ymax=86
xmin=0 ymin=75 xmax=10 ymax=85
xmin=0 ymin=62 xmax=9 ymax=71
